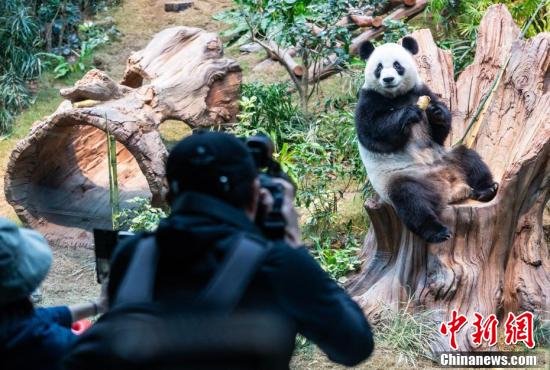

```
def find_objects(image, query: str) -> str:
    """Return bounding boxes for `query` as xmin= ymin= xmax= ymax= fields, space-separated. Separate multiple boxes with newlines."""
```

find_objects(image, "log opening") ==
xmin=6 ymin=118 xmax=152 ymax=248
xmin=5 ymin=26 xmax=242 ymax=248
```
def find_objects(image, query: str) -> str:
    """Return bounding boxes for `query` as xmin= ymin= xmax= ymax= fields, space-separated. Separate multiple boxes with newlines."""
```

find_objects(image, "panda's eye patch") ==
xmin=374 ymin=63 xmax=383 ymax=78
xmin=393 ymin=61 xmax=405 ymax=75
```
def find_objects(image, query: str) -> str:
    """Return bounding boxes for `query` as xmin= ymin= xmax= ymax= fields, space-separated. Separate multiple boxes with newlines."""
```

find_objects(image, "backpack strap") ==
xmin=197 ymin=234 xmax=269 ymax=312
xmin=113 ymin=233 xmax=268 ymax=311
xmin=113 ymin=236 xmax=158 ymax=307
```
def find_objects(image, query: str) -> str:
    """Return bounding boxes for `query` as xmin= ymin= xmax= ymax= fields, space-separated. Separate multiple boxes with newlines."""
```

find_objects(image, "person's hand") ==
xmin=95 ymin=279 xmax=109 ymax=314
xmin=259 ymin=178 xmax=302 ymax=247
xmin=69 ymin=280 xmax=109 ymax=321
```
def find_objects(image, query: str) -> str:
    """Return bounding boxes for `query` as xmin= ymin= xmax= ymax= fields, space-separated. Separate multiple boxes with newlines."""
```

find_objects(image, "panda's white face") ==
xmin=363 ymin=43 xmax=420 ymax=98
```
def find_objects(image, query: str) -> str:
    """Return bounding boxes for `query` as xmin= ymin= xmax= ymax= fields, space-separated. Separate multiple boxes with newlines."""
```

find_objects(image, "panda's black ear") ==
xmin=358 ymin=41 xmax=375 ymax=60
xmin=402 ymin=36 xmax=419 ymax=55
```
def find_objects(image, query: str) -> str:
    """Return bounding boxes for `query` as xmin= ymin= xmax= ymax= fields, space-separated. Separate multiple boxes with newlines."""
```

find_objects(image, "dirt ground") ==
xmin=4 ymin=0 xmax=548 ymax=369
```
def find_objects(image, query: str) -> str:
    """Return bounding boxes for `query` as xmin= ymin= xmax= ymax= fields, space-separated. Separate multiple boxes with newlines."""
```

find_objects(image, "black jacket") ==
xmin=108 ymin=192 xmax=374 ymax=366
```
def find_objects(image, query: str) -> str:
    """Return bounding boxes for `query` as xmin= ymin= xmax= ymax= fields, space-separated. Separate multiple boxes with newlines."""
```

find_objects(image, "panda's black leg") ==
xmin=449 ymin=145 xmax=498 ymax=202
xmin=388 ymin=176 xmax=451 ymax=243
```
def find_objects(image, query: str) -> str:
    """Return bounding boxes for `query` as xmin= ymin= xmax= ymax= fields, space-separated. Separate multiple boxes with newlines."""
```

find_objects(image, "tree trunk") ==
xmin=4 ymin=27 xmax=242 ymax=248
xmin=348 ymin=4 xmax=550 ymax=352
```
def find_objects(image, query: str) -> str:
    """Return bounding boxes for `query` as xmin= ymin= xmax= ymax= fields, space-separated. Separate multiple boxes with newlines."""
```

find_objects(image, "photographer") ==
xmin=106 ymin=131 xmax=374 ymax=367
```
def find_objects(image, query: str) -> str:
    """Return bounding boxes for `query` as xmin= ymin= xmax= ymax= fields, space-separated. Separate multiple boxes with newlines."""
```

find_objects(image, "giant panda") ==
xmin=355 ymin=36 xmax=498 ymax=243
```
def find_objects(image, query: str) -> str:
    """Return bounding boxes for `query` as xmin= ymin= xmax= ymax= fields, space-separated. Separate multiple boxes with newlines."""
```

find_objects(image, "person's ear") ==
xmin=358 ymin=41 xmax=375 ymax=60
xmin=402 ymin=36 xmax=419 ymax=55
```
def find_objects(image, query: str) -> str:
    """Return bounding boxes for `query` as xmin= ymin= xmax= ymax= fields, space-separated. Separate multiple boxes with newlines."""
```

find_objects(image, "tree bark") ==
xmin=4 ymin=27 xmax=242 ymax=248
xmin=348 ymin=4 xmax=550 ymax=352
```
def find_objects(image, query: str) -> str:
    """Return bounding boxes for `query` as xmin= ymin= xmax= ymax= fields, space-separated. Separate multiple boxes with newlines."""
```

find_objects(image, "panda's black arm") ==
xmin=355 ymin=103 xmax=420 ymax=153
xmin=417 ymin=85 xmax=452 ymax=145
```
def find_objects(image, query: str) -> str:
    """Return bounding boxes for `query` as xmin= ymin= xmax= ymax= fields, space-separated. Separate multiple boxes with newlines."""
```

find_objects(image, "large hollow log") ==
xmin=348 ymin=5 xmax=550 ymax=352
xmin=4 ymin=27 xmax=242 ymax=248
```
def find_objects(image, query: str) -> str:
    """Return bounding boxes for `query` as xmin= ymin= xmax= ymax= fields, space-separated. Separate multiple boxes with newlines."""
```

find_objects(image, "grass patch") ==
xmin=159 ymin=120 xmax=193 ymax=150
xmin=374 ymin=302 xmax=439 ymax=366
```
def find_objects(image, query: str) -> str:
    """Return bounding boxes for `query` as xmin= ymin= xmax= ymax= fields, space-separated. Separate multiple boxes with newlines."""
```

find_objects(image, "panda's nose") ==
xmin=383 ymin=77 xmax=395 ymax=83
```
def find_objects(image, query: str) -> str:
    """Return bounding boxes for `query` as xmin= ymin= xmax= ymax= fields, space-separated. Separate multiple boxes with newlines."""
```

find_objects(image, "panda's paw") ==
xmin=424 ymin=226 xmax=452 ymax=244
xmin=426 ymin=103 xmax=446 ymax=121
xmin=404 ymin=106 xmax=423 ymax=125
xmin=472 ymin=182 xmax=498 ymax=202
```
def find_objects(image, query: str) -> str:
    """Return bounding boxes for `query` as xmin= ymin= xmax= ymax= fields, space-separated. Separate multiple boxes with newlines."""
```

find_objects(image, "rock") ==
xmin=165 ymin=1 xmax=193 ymax=12
xmin=239 ymin=42 xmax=263 ymax=53
xmin=252 ymin=58 xmax=278 ymax=73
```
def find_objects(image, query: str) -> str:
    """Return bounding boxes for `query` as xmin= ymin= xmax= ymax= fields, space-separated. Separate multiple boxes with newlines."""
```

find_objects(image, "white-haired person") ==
xmin=0 ymin=218 xmax=107 ymax=370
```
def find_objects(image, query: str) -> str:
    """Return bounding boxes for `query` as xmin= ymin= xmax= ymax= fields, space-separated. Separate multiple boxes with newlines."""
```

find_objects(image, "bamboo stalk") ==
xmin=106 ymin=118 xmax=120 ymax=230
xmin=455 ymin=0 xmax=548 ymax=147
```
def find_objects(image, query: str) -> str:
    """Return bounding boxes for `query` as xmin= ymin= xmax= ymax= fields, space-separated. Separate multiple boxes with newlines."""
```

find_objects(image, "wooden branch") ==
xmin=348 ymin=4 xmax=550 ymax=352
xmin=350 ymin=0 xmax=428 ymax=55
xmin=5 ymin=27 xmax=242 ymax=249
xmin=308 ymin=54 xmax=341 ymax=83
xmin=262 ymin=40 xmax=304 ymax=77
xmin=350 ymin=15 xmax=384 ymax=28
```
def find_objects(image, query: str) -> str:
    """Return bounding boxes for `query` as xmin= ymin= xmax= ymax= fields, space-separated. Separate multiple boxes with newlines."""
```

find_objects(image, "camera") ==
xmin=245 ymin=135 xmax=294 ymax=240
xmin=93 ymin=229 xmax=134 ymax=283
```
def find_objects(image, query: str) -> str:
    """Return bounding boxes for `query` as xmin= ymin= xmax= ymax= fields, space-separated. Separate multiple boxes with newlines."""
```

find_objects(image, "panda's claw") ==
xmin=472 ymin=182 xmax=498 ymax=202
xmin=425 ymin=227 xmax=452 ymax=244
xmin=423 ymin=225 xmax=452 ymax=244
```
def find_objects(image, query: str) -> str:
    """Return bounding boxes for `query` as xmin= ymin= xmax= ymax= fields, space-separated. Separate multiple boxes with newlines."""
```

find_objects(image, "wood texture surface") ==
xmin=348 ymin=4 xmax=550 ymax=351
xmin=4 ymin=27 xmax=242 ymax=248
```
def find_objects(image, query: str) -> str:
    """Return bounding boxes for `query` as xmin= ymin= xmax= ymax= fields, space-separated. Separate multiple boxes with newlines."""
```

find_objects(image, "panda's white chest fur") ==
xmin=359 ymin=124 xmax=444 ymax=202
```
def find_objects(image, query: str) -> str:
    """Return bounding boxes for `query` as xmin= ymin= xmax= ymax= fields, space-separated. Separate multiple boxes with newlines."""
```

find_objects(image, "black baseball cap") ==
xmin=166 ymin=131 xmax=258 ymax=205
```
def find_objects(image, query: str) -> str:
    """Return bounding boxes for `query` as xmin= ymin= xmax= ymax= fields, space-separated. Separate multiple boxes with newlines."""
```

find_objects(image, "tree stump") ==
xmin=348 ymin=4 xmax=550 ymax=351
xmin=4 ymin=27 xmax=242 ymax=248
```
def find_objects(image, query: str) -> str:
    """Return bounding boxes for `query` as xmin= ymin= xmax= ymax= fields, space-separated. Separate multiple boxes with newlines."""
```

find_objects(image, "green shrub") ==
xmin=222 ymin=0 xmax=356 ymax=110
xmin=427 ymin=0 xmax=549 ymax=75
xmin=382 ymin=19 xmax=414 ymax=44
xmin=0 ymin=0 xmax=42 ymax=133
xmin=116 ymin=197 xmax=168 ymax=232
xmin=309 ymin=223 xmax=362 ymax=282
xmin=234 ymin=82 xmax=307 ymax=150
xmin=232 ymin=81 xmax=367 ymax=280
xmin=0 ymin=0 xmax=120 ymax=133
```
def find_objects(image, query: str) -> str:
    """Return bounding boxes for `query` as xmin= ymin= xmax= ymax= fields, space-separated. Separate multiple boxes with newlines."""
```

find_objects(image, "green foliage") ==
xmin=0 ymin=0 xmax=42 ymax=133
xmin=40 ymin=37 xmax=105 ymax=79
xmin=533 ymin=315 xmax=550 ymax=348
xmin=232 ymin=81 xmax=367 ymax=280
xmin=116 ymin=197 xmax=168 ymax=233
xmin=235 ymin=82 xmax=307 ymax=148
xmin=375 ymin=302 xmax=440 ymax=365
xmin=0 ymin=0 xmax=120 ymax=133
xmin=35 ymin=0 xmax=120 ymax=55
xmin=224 ymin=0 xmax=357 ymax=109
xmin=212 ymin=9 xmax=251 ymax=46
xmin=427 ymin=0 xmax=550 ymax=75
xmin=309 ymin=222 xmax=362 ymax=282
xmin=382 ymin=19 xmax=414 ymax=44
